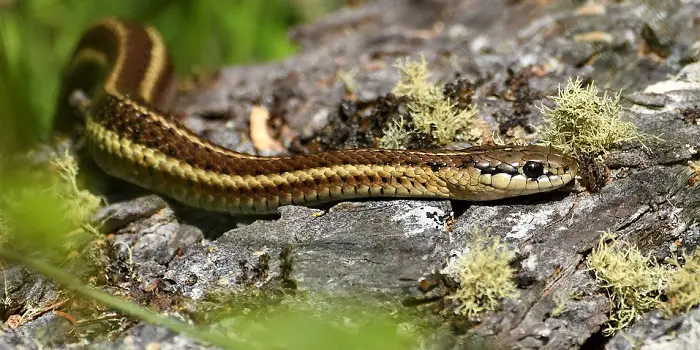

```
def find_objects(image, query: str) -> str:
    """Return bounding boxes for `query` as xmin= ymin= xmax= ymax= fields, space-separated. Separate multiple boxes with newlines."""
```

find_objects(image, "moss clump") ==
xmin=383 ymin=54 xmax=477 ymax=147
xmin=443 ymin=231 xmax=518 ymax=319
xmin=587 ymin=231 xmax=667 ymax=335
xmin=49 ymin=150 xmax=103 ymax=225
xmin=662 ymin=249 xmax=700 ymax=316
xmin=538 ymin=77 xmax=645 ymax=159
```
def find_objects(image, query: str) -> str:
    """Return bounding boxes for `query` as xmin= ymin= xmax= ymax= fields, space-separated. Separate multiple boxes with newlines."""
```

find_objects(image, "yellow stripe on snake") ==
xmin=54 ymin=17 xmax=578 ymax=214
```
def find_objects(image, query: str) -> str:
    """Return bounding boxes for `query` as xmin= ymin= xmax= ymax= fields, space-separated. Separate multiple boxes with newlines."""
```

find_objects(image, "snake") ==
xmin=53 ymin=17 xmax=578 ymax=214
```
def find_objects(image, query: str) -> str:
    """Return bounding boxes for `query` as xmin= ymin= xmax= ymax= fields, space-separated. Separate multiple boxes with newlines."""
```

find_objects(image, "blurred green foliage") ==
xmin=0 ymin=0 xmax=343 ymax=151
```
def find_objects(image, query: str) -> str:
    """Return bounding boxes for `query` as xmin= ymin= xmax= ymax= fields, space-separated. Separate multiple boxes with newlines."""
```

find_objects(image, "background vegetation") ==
xmin=0 ymin=0 xmax=343 ymax=151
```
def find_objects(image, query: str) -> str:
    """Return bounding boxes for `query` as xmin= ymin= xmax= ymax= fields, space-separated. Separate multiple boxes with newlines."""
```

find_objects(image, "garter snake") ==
xmin=53 ymin=17 xmax=578 ymax=214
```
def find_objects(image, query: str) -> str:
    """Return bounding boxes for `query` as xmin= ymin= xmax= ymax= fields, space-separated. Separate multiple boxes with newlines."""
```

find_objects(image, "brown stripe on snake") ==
xmin=101 ymin=19 xmax=154 ymax=100
xmin=58 ymin=17 xmax=579 ymax=214
xmin=90 ymin=95 xmax=566 ymax=176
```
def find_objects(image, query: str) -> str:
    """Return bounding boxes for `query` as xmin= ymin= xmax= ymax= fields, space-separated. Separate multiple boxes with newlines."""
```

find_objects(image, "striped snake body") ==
xmin=54 ymin=18 xmax=578 ymax=214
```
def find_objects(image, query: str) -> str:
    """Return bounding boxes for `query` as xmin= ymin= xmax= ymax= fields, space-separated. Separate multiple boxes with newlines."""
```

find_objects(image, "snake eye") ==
xmin=523 ymin=161 xmax=545 ymax=178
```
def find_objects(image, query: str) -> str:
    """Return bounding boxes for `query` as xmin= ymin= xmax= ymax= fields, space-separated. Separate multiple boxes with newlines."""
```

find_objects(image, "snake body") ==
xmin=54 ymin=17 xmax=578 ymax=214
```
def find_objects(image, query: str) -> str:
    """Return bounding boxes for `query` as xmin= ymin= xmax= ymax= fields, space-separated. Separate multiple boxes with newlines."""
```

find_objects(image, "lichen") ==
xmin=335 ymin=67 xmax=359 ymax=95
xmin=443 ymin=229 xmax=518 ymax=319
xmin=662 ymin=249 xmax=700 ymax=316
xmin=378 ymin=115 xmax=412 ymax=149
xmin=538 ymin=77 xmax=645 ymax=159
xmin=49 ymin=150 xmax=103 ymax=225
xmin=551 ymin=292 xmax=576 ymax=317
xmin=383 ymin=54 xmax=477 ymax=147
xmin=0 ymin=150 xmax=103 ymax=256
xmin=586 ymin=231 xmax=667 ymax=335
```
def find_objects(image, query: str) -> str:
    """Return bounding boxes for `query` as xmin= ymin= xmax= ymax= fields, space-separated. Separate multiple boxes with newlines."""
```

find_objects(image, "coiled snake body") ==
xmin=54 ymin=18 xmax=578 ymax=214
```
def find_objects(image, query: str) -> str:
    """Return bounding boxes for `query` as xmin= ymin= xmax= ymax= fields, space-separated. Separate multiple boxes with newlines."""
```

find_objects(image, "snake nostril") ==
xmin=523 ymin=161 xmax=545 ymax=178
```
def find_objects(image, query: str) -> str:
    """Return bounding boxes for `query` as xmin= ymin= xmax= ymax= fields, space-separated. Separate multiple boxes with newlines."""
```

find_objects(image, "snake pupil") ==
xmin=523 ymin=161 xmax=545 ymax=178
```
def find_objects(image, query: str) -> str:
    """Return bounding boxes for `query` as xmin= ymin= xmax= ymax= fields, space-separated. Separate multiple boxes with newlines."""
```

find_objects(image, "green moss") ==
xmin=538 ymin=77 xmax=645 ymax=159
xmin=384 ymin=54 xmax=477 ymax=147
xmin=662 ymin=249 xmax=700 ymax=316
xmin=443 ymin=230 xmax=518 ymax=319
xmin=587 ymin=231 xmax=667 ymax=335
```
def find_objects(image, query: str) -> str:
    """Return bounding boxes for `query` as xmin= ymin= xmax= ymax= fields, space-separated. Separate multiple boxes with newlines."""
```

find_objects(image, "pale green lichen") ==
xmin=586 ymin=231 xmax=700 ymax=335
xmin=49 ymin=150 xmax=103 ymax=225
xmin=587 ymin=231 xmax=667 ymax=335
xmin=443 ymin=229 xmax=518 ymax=319
xmin=378 ymin=115 xmax=413 ymax=149
xmin=538 ymin=77 xmax=645 ymax=159
xmin=0 ymin=150 xmax=103 ymax=256
xmin=383 ymin=54 xmax=477 ymax=147
xmin=335 ymin=67 xmax=359 ymax=95
xmin=662 ymin=249 xmax=700 ymax=316
xmin=550 ymin=292 xmax=576 ymax=317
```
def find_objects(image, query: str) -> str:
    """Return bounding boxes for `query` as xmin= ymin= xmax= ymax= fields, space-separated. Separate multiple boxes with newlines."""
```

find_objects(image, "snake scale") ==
xmin=53 ymin=17 xmax=578 ymax=214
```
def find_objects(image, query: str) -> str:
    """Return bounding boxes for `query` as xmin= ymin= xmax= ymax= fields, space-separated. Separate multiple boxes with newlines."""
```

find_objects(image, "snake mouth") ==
xmin=479 ymin=172 xmax=574 ymax=191
xmin=476 ymin=159 xmax=577 ymax=193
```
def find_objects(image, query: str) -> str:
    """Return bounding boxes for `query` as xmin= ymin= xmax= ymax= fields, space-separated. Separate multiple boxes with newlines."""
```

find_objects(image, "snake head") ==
xmin=437 ymin=146 xmax=579 ymax=201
